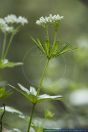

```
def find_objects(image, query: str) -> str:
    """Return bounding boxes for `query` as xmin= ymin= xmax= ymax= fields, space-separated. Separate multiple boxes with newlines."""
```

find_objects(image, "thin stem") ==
xmin=4 ymin=33 xmax=15 ymax=59
xmin=4 ymin=25 xmax=21 ymax=59
xmin=27 ymin=103 xmax=36 ymax=132
xmin=37 ymin=59 xmax=50 ymax=96
xmin=27 ymin=59 xmax=50 ymax=132
xmin=52 ymin=31 xmax=57 ymax=47
xmin=0 ymin=104 xmax=5 ymax=132
xmin=1 ymin=33 xmax=7 ymax=60
xmin=46 ymin=26 xmax=49 ymax=41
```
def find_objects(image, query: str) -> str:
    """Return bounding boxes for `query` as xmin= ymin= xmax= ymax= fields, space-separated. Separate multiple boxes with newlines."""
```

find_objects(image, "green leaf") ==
xmin=31 ymin=122 xmax=43 ymax=132
xmin=44 ymin=40 xmax=50 ymax=56
xmin=44 ymin=110 xmax=55 ymax=119
xmin=9 ymin=84 xmax=37 ymax=104
xmin=50 ymin=41 xmax=59 ymax=57
xmin=37 ymin=94 xmax=62 ymax=103
xmin=0 ymin=106 xmax=25 ymax=119
xmin=0 ymin=88 xmax=11 ymax=99
xmin=8 ymin=128 xmax=22 ymax=132
xmin=9 ymin=84 xmax=62 ymax=104
xmin=0 ymin=59 xmax=23 ymax=69
xmin=32 ymin=37 xmax=45 ymax=54
xmin=57 ymin=43 xmax=75 ymax=56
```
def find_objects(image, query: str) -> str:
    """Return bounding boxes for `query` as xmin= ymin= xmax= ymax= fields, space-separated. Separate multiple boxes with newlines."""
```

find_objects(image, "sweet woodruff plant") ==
xmin=0 ymin=14 xmax=74 ymax=132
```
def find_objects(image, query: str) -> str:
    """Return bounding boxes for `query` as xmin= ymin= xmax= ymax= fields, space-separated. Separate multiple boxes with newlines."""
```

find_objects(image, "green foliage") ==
xmin=0 ymin=106 xmax=25 ymax=119
xmin=44 ymin=110 xmax=55 ymax=119
xmin=0 ymin=59 xmax=23 ymax=69
xmin=0 ymin=87 xmax=11 ymax=99
xmin=9 ymin=84 xmax=62 ymax=104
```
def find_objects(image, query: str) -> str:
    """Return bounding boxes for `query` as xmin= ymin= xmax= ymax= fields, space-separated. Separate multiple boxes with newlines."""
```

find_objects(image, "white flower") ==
xmin=0 ymin=18 xmax=6 ymax=26
xmin=17 ymin=16 xmax=28 ymax=25
xmin=18 ymin=83 xmax=37 ymax=96
xmin=18 ymin=83 xmax=30 ymax=94
xmin=4 ymin=14 xmax=17 ymax=24
xmin=1 ymin=59 xmax=8 ymax=64
xmin=30 ymin=86 xmax=37 ymax=96
xmin=0 ymin=18 xmax=14 ymax=33
xmin=1 ymin=24 xmax=14 ymax=33
xmin=4 ymin=14 xmax=28 ymax=25
xmin=36 ymin=14 xmax=64 ymax=26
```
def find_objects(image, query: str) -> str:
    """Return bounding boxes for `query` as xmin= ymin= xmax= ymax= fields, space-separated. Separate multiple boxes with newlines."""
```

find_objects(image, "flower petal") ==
xmin=18 ymin=83 xmax=30 ymax=94
xmin=30 ymin=86 xmax=37 ymax=96
xmin=38 ymin=94 xmax=62 ymax=103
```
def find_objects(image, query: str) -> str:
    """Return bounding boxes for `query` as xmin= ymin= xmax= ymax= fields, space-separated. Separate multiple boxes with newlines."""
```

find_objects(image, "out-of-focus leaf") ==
xmin=8 ymin=128 xmax=22 ymax=132
xmin=0 ymin=88 xmax=11 ymax=99
xmin=0 ymin=59 xmax=23 ymax=69
xmin=44 ymin=110 xmax=55 ymax=119
xmin=38 ymin=94 xmax=62 ymax=103
xmin=32 ymin=37 xmax=45 ymax=54
xmin=32 ymin=122 xmax=43 ymax=132
xmin=0 ymin=106 xmax=25 ymax=119
xmin=57 ymin=43 xmax=75 ymax=56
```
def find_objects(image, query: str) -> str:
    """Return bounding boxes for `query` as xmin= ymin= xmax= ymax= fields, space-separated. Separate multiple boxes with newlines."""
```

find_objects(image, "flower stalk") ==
xmin=4 ymin=32 xmax=15 ymax=59
xmin=27 ymin=103 xmax=36 ymax=132
xmin=1 ymin=33 xmax=7 ymax=60
xmin=27 ymin=58 xmax=50 ymax=132
xmin=0 ymin=104 xmax=5 ymax=132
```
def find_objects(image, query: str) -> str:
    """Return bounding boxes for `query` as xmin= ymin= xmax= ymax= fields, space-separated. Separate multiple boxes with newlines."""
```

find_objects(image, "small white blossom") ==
xmin=1 ymin=24 xmax=14 ymax=33
xmin=30 ymin=86 xmax=37 ymax=96
xmin=17 ymin=16 xmax=28 ymax=25
xmin=4 ymin=14 xmax=28 ymax=25
xmin=36 ymin=14 xmax=64 ymax=26
xmin=0 ymin=18 xmax=14 ymax=33
xmin=0 ymin=18 xmax=6 ymax=26
xmin=4 ymin=14 xmax=17 ymax=24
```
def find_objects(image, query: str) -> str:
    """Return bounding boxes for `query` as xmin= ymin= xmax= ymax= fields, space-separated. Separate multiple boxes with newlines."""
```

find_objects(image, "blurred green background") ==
xmin=0 ymin=0 xmax=88 ymax=130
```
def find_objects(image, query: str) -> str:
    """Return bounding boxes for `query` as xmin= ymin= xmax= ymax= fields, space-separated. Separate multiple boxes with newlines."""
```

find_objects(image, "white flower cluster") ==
xmin=0 ymin=18 xmax=13 ymax=33
xmin=36 ymin=14 xmax=64 ymax=26
xmin=4 ymin=14 xmax=28 ymax=25
xmin=0 ymin=14 xmax=28 ymax=33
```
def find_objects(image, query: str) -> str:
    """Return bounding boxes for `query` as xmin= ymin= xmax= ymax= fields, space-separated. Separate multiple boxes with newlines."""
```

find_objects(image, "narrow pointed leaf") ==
xmin=0 ymin=88 xmax=11 ymax=99
xmin=30 ymin=86 xmax=37 ymax=96
xmin=0 ymin=106 xmax=25 ymax=119
xmin=0 ymin=59 xmax=23 ymax=69
xmin=44 ymin=40 xmax=50 ymax=56
xmin=9 ymin=84 xmax=37 ymax=104
xmin=38 ymin=94 xmax=62 ymax=103
xmin=51 ymin=41 xmax=59 ymax=57
xmin=32 ymin=37 xmax=45 ymax=54
xmin=18 ymin=83 xmax=30 ymax=94
xmin=58 ymin=43 xmax=74 ymax=56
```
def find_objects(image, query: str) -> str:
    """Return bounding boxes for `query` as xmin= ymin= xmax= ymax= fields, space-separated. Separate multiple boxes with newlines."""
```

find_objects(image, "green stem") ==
xmin=27 ymin=103 xmax=36 ymax=132
xmin=4 ymin=25 xmax=21 ymax=59
xmin=4 ymin=33 xmax=15 ymax=59
xmin=0 ymin=104 xmax=5 ymax=132
xmin=46 ymin=26 xmax=49 ymax=41
xmin=52 ymin=31 xmax=57 ymax=47
xmin=27 ymin=59 xmax=49 ymax=132
xmin=37 ymin=59 xmax=50 ymax=96
xmin=1 ymin=33 xmax=7 ymax=60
